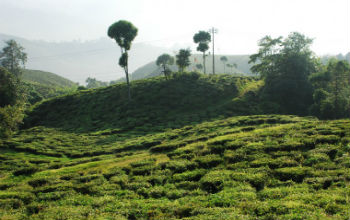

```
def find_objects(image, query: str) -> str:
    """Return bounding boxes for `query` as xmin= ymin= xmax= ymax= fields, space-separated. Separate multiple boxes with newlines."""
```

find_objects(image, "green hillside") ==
xmin=25 ymin=73 xmax=262 ymax=132
xmin=131 ymin=54 xmax=253 ymax=81
xmin=20 ymin=69 xmax=78 ymax=104
xmin=1 ymin=114 xmax=349 ymax=219
xmin=0 ymin=73 xmax=349 ymax=219
xmin=22 ymin=69 xmax=77 ymax=88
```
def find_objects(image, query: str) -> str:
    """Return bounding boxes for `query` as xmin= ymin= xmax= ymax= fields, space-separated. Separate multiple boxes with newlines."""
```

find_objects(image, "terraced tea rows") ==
xmin=1 ymin=115 xmax=349 ymax=219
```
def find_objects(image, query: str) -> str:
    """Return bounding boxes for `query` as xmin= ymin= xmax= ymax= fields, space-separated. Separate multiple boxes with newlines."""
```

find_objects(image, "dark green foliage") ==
xmin=24 ymin=74 xmax=256 ymax=132
xmin=13 ymin=166 xmax=39 ymax=176
xmin=176 ymin=49 xmax=191 ymax=72
xmin=0 ymin=67 xmax=20 ymax=107
xmin=156 ymin=54 xmax=174 ymax=79
xmin=309 ymin=59 xmax=350 ymax=119
xmin=0 ymin=69 xmax=25 ymax=137
xmin=250 ymin=32 xmax=316 ymax=115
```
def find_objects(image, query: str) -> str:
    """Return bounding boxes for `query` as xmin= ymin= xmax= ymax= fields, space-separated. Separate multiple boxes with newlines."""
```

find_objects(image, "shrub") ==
xmin=13 ymin=166 xmax=39 ymax=176
xmin=28 ymin=177 xmax=51 ymax=187
xmin=194 ymin=154 xmax=223 ymax=168
xmin=274 ymin=167 xmax=312 ymax=183
xmin=172 ymin=169 xmax=206 ymax=182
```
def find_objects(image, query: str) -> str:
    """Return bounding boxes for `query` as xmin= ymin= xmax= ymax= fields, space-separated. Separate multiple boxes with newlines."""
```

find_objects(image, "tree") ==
xmin=193 ymin=31 xmax=211 ymax=74
xmin=0 ymin=67 xmax=19 ymax=107
xmin=220 ymin=56 xmax=228 ymax=73
xmin=176 ymin=49 xmax=191 ymax=72
xmin=156 ymin=54 xmax=174 ymax=80
xmin=107 ymin=20 xmax=138 ymax=100
xmin=309 ymin=59 xmax=350 ymax=119
xmin=249 ymin=32 xmax=316 ymax=115
xmin=85 ymin=77 xmax=108 ymax=89
xmin=0 ymin=67 xmax=24 ymax=137
xmin=0 ymin=40 xmax=27 ymax=77
xmin=196 ymin=64 xmax=203 ymax=71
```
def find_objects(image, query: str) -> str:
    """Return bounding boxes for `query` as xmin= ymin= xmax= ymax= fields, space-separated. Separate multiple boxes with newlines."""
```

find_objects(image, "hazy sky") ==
xmin=0 ymin=0 xmax=349 ymax=55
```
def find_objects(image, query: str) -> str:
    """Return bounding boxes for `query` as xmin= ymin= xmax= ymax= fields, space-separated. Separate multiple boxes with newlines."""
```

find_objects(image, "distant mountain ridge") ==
xmin=0 ymin=33 xmax=172 ymax=84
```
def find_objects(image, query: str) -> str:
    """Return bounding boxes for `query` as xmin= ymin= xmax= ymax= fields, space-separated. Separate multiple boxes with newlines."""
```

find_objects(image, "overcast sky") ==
xmin=0 ymin=0 xmax=349 ymax=55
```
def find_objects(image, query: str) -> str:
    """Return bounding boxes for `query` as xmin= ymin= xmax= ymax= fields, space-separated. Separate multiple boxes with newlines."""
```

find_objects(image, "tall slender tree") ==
xmin=156 ymin=54 xmax=174 ymax=80
xmin=220 ymin=56 xmax=228 ymax=73
xmin=193 ymin=31 xmax=211 ymax=74
xmin=108 ymin=20 xmax=138 ymax=100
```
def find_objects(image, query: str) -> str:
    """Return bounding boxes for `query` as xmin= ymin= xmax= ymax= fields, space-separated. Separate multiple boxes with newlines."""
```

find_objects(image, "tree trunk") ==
xmin=125 ymin=66 xmax=131 ymax=101
xmin=203 ymin=53 xmax=206 ymax=74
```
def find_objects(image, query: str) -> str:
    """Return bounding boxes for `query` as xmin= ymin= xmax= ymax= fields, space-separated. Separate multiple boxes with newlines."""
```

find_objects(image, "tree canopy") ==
xmin=309 ymin=59 xmax=350 ymax=119
xmin=176 ymin=49 xmax=191 ymax=72
xmin=156 ymin=54 xmax=174 ymax=79
xmin=0 ymin=39 xmax=27 ymax=77
xmin=249 ymin=32 xmax=316 ymax=115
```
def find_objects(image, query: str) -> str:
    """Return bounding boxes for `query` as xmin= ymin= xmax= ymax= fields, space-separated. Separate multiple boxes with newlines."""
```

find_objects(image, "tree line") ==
xmin=107 ymin=20 xmax=349 ymax=119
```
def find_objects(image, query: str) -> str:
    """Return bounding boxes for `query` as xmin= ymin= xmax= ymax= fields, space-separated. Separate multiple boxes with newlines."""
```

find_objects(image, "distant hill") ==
xmin=20 ymin=69 xmax=77 ymax=104
xmin=130 ymin=54 xmax=253 ymax=81
xmin=0 ymin=33 xmax=172 ymax=84
xmin=22 ymin=69 xmax=77 ymax=88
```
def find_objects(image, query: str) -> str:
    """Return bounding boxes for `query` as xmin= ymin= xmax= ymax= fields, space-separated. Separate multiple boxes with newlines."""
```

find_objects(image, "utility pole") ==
xmin=209 ymin=27 xmax=218 ymax=74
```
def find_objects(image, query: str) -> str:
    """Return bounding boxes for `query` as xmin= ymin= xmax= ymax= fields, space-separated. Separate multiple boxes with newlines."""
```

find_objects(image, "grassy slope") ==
xmin=21 ymin=69 xmax=78 ymax=103
xmin=22 ymin=69 xmax=77 ymax=88
xmin=0 ymin=73 xmax=349 ymax=219
xmin=25 ymin=73 xmax=260 ymax=132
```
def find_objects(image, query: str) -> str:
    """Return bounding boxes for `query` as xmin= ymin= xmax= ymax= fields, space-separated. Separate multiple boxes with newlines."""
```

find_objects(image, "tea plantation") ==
xmin=0 ymin=74 xmax=349 ymax=219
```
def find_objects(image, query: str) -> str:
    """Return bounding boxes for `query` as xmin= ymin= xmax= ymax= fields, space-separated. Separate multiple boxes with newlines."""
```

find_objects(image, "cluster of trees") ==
xmin=0 ymin=40 xmax=27 ymax=137
xmin=106 ymin=20 xmax=349 ymax=120
xmin=249 ymin=32 xmax=350 ymax=119
xmin=85 ymin=77 xmax=109 ymax=89
xmin=309 ymin=59 xmax=350 ymax=119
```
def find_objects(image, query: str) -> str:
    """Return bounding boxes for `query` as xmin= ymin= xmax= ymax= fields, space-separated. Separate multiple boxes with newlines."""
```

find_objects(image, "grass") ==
xmin=1 ymin=114 xmax=349 ymax=219
xmin=22 ymin=69 xmax=77 ymax=88
xmin=0 ymin=73 xmax=349 ymax=219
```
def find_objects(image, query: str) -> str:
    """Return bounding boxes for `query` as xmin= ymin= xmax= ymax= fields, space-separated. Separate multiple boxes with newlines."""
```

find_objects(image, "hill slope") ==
xmin=22 ymin=69 xmax=77 ymax=88
xmin=25 ymin=73 xmax=262 ymax=132
xmin=20 ymin=69 xmax=77 ymax=104
xmin=1 ymin=74 xmax=349 ymax=219
xmin=1 ymin=115 xmax=349 ymax=219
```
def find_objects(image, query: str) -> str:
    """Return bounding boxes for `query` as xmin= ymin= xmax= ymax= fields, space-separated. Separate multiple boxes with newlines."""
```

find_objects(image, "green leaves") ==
xmin=119 ymin=52 xmax=128 ymax=68
xmin=176 ymin=49 xmax=191 ymax=72
xmin=107 ymin=20 xmax=138 ymax=50
xmin=0 ymin=40 xmax=27 ymax=77
xmin=156 ymin=54 xmax=174 ymax=79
